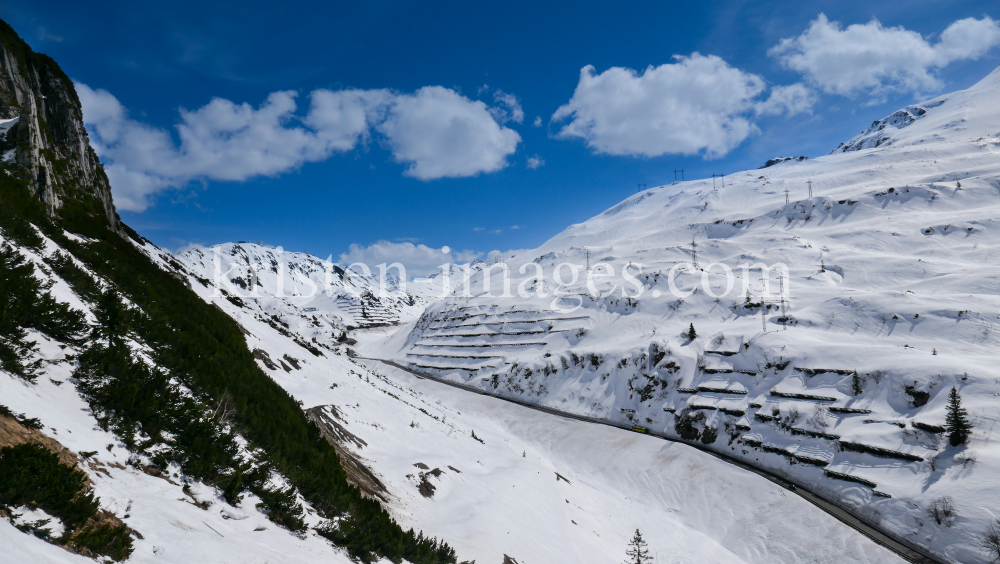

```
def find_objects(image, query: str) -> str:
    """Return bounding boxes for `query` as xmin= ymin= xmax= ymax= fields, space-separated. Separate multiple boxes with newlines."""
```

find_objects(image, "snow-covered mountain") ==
xmin=366 ymin=66 xmax=1000 ymax=563
xmin=178 ymin=242 xmax=425 ymax=333
xmin=830 ymin=67 xmax=1000 ymax=154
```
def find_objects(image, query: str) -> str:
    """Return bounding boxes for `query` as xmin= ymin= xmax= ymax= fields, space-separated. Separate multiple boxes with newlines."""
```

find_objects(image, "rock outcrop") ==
xmin=829 ymin=104 xmax=932 ymax=154
xmin=0 ymin=19 xmax=118 ymax=232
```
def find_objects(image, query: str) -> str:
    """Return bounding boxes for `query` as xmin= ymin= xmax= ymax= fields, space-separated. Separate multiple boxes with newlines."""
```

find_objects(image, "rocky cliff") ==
xmin=0 ymin=19 xmax=118 ymax=232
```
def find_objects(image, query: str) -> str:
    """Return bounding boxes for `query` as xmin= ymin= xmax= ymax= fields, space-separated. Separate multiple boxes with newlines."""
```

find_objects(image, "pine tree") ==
xmin=624 ymin=529 xmax=652 ymax=564
xmin=93 ymin=288 xmax=129 ymax=346
xmin=0 ymin=244 xmax=84 ymax=379
xmin=945 ymin=387 xmax=972 ymax=447
xmin=686 ymin=323 xmax=697 ymax=340
xmin=0 ymin=245 xmax=40 ymax=380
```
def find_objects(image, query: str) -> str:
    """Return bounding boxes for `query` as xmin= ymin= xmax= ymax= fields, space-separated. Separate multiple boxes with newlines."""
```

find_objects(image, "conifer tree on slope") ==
xmin=946 ymin=387 xmax=972 ymax=447
xmin=624 ymin=529 xmax=652 ymax=564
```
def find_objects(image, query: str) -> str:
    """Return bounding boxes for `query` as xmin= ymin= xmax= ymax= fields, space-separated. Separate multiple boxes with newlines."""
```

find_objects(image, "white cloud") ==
xmin=551 ymin=54 xmax=804 ymax=158
xmin=339 ymin=240 xmax=480 ymax=277
xmin=770 ymin=14 xmax=1000 ymax=96
xmin=377 ymin=86 xmax=521 ymax=180
xmin=533 ymin=116 xmax=542 ymax=127
xmin=76 ymin=82 xmax=521 ymax=211
xmin=526 ymin=155 xmax=545 ymax=169
xmin=489 ymin=90 xmax=524 ymax=124
xmin=510 ymin=225 xmax=522 ymax=229
xmin=305 ymin=88 xmax=393 ymax=150
xmin=755 ymin=83 xmax=816 ymax=116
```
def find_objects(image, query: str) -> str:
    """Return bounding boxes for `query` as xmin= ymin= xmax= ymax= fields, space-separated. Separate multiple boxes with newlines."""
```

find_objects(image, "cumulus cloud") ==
xmin=526 ymin=155 xmax=545 ymax=169
xmin=339 ymin=240 xmax=481 ymax=278
xmin=533 ymin=116 xmax=542 ymax=127
xmin=755 ymin=83 xmax=816 ymax=116
xmin=551 ymin=54 xmax=807 ymax=158
xmin=770 ymin=14 xmax=1000 ymax=96
xmin=76 ymin=82 xmax=521 ymax=211
xmin=377 ymin=86 xmax=521 ymax=180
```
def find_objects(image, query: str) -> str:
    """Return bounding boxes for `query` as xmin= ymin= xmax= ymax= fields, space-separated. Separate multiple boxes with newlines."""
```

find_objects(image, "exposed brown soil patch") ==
xmin=306 ymin=405 xmax=388 ymax=502
xmin=0 ymin=413 xmax=79 ymax=468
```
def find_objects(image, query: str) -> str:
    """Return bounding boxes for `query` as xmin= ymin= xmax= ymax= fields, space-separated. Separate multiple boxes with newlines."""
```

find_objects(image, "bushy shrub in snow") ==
xmin=981 ymin=519 xmax=1000 ymax=562
xmin=926 ymin=496 xmax=957 ymax=527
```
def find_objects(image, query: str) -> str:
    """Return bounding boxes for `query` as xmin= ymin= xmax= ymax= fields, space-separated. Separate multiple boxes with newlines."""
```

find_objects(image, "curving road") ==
xmin=359 ymin=356 xmax=946 ymax=564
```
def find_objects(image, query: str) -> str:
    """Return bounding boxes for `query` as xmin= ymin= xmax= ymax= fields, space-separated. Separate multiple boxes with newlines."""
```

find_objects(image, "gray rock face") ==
xmin=0 ymin=20 xmax=118 ymax=232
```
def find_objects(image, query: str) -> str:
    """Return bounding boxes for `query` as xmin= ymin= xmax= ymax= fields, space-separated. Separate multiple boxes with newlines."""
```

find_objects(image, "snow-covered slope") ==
xmin=371 ymin=66 xmax=1000 ymax=563
xmin=833 ymin=66 xmax=1000 ymax=154
xmin=178 ymin=242 xmax=425 ymax=332
xmin=0 ymin=232 xmax=366 ymax=564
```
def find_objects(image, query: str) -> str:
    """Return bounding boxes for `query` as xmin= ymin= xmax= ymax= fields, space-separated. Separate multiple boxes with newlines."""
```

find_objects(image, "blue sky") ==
xmin=4 ymin=1 xmax=1000 ymax=275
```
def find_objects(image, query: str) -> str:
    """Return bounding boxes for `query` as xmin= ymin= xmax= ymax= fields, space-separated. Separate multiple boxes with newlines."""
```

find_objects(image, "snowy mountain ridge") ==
xmin=178 ymin=242 xmax=425 ymax=332
xmin=832 ymin=105 xmax=931 ymax=153
xmin=833 ymin=65 xmax=1000 ymax=154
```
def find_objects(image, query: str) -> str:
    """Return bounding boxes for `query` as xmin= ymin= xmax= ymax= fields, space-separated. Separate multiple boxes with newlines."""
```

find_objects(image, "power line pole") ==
xmin=785 ymin=187 xmax=790 ymax=204
xmin=637 ymin=183 xmax=647 ymax=192
xmin=778 ymin=273 xmax=787 ymax=330
xmin=585 ymin=248 xmax=591 ymax=271
xmin=674 ymin=169 xmax=685 ymax=182
xmin=691 ymin=237 xmax=698 ymax=269
xmin=711 ymin=173 xmax=724 ymax=190
xmin=807 ymin=179 xmax=814 ymax=198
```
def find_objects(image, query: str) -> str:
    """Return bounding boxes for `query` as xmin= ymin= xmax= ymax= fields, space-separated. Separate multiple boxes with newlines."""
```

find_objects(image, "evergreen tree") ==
xmin=0 ymin=244 xmax=86 ymax=379
xmin=945 ymin=387 xmax=972 ymax=446
xmin=624 ymin=529 xmax=652 ymax=564
xmin=0 ymin=244 xmax=40 ymax=379
xmin=686 ymin=323 xmax=697 ymax=340
xmin=93 ymin=288 xmax=129 ymax=346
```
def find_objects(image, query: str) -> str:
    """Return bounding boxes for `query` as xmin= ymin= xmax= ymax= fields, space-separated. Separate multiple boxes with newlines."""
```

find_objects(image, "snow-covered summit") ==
xmin=833 ymin=65 xmax=1000 ymax=153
